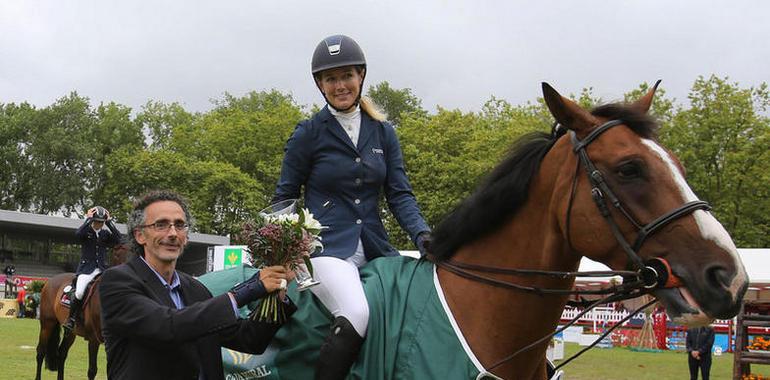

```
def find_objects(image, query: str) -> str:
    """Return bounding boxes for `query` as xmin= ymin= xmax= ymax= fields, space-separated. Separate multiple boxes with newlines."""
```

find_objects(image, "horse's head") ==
xmin=543 ymin=81 xmax=748 ymax=325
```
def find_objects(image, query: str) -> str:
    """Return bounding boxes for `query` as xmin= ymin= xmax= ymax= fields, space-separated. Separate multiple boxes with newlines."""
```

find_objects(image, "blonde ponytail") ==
xmin=360 ymin=96 xmax=387 ymax=122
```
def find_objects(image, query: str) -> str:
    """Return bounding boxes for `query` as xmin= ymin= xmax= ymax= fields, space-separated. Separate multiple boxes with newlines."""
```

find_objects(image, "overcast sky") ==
xmin=1 ymin=1 xmax=768 ymax=115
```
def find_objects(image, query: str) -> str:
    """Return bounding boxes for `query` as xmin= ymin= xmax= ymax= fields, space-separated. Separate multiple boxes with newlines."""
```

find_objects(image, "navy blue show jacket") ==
xmin=75 ymin=218 xmax=122 ymax=274
xmin=273 ymin=106 xmax=430 ymax=260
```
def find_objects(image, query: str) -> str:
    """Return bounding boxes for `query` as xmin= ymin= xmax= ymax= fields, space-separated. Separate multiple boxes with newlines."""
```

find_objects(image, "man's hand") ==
xmin=259 ymin=266 xmax=290 ymax=293
xmin=86 ymin=207 xmax=96 ymax=218
xmin=691 ymin=350 xmax=700 ymax=360
xmin=229 ymin=266 xmax=290 ymax=308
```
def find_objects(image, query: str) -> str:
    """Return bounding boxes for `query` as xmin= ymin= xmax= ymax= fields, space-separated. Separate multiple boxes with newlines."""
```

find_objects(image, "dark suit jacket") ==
xmin=686 ymin=326 xmax=715 ymax=355
xmin=273 ymin=106 xmax=430 ymax=260
xmin=99 ymin=256 xmax=294 ymax=380
xmin=75 ymin=218 xmax=121 ymax=274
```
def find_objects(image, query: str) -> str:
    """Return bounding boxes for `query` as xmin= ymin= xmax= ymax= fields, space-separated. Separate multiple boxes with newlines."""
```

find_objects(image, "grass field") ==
xmin=3 ymin=317 xmax=768 ymax=379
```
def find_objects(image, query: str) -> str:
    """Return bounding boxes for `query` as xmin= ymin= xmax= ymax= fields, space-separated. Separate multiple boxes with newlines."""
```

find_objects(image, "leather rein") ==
xmin=430 ymin=120 xmax=711 ymax=375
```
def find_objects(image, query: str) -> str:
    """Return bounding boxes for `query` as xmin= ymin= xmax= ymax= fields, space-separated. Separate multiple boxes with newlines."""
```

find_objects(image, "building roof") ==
xmin=0 ymin=209 xmax=228 ymax=247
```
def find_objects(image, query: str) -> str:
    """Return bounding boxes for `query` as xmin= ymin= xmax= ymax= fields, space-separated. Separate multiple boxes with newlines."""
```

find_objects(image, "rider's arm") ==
xmin=104 ymin=219 xmax=122 ymax=247
xmin=272 ymin=121 xmax=313 ymax=203
xmin=381 ymin=122 xmax=431 ymax=246
xmin=75 ymin=218 xmax=93 ymax=242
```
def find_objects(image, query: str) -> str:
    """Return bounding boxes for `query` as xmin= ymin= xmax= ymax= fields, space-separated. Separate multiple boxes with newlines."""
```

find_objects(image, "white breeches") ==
xmin=75 ymin=268 xmax=101 ymax=300
xmin=309 ymin=241 xmax=369 ymax=337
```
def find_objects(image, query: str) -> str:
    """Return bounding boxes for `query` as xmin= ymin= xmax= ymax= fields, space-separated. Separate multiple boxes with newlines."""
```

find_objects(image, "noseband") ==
xmin=431 ymin=119 xmax=712 ymax=376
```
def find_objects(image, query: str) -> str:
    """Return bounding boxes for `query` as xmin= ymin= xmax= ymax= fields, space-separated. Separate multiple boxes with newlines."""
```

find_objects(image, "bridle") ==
xmin=431 ymin=119 xmax=711 ymax=376
xmin=567 ymin=119 xmax=711 ymax=277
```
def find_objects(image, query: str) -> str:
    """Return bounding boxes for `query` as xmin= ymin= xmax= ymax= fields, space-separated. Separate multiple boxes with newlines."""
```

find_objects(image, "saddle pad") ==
xmin=199 ymin=257 xmax=482 ymax=379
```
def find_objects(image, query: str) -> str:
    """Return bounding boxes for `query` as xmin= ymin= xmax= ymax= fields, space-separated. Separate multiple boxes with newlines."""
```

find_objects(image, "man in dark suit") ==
xmin=99 ymin=190 xmax=294 ymax=380
xmin=686 ymin=326 xmax=715 ymax=380
xmin=65 ymin=206 xmax=121 ymax=330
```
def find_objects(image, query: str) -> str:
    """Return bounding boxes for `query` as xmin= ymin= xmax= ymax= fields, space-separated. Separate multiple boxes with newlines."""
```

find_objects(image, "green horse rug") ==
xmin=199 ymin=256 xmax=557 ymax=380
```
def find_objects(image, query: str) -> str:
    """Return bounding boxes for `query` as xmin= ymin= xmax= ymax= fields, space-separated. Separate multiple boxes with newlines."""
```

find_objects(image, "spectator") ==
xmin=686 ymin=325 xmax=715 ymax=380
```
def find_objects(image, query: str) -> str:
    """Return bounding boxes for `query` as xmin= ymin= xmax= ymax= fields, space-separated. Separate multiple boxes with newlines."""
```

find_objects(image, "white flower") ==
xmin=301 ymin=208 xmax=324 ymax=233
xmin=274 ymin=213 xmax=299 ymax=224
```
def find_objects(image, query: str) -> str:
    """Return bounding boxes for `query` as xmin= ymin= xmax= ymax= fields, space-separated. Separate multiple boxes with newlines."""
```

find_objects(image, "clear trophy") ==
xmin=259 ymin=199 xmax=320 ymax=291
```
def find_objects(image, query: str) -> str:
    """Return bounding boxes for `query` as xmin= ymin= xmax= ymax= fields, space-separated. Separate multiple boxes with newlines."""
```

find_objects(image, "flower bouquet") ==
xmin=241 ymin=199 xmax=323 ymax=323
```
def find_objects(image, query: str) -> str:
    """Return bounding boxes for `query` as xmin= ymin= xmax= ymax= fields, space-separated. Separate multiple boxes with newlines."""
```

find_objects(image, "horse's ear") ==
xmin=631 ymin=80 xmax=662 ymax=114
xmin=542 ymin=82 xmax=596 ymax=136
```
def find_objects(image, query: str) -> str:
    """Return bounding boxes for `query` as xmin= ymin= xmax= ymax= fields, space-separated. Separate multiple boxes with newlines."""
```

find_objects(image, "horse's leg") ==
xmin=56 ymin=331 xmax=76 ymax=380
xmin=35 ymin=319 xmax=57 ymax=380
xmin=87 ymin=340 xmax=99 ymax=380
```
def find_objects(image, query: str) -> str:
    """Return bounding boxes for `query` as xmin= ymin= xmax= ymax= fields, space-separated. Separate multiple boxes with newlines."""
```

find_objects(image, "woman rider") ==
xmin=272 ymin=34 xmax=431 ymax=379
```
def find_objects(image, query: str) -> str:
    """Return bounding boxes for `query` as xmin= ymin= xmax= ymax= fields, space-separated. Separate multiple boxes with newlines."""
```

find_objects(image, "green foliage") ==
xmin=0 ymin=102 xmax=36 ymax=210
xmin=135 ymin=100 xmax=195 ymax=151
xmin=26 ymin=279 xmax=46 ymax=293
xmin=662 ymin=76 xmax=770 ymax=247
xmin=100 ymin=149 xmax=265 ymax=236
xmin=1 ymin=77 xmax=767 ymax=249
xmin=387 ymin=97 xmax=551 ymax=248
xmin=170 ymin=90 xmax=305 ymax=190
xmin=366 ymin=81 xmax=427 ymax=125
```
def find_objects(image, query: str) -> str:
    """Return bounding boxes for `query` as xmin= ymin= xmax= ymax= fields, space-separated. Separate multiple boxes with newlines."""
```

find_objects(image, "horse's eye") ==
xmin=617 ymin=162 xmax=642 ymax=180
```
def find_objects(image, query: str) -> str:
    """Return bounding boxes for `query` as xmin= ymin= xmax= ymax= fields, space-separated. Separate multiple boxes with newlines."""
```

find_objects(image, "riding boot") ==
xmin=315 ymin=316 xmax=365 ymax=380
xmin=64 ymin=293 xmax=80 ymax=330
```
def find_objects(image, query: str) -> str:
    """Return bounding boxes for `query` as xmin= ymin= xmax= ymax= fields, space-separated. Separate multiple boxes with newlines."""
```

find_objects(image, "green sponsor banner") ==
xmin=222 ymin=347 xmax=279 ymax=380
xmin=224 ymin=248 xmax=243 ymax=269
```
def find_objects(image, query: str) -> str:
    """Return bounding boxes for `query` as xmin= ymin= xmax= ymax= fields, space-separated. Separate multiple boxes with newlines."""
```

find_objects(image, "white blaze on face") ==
xmin=640 ymin=139 xmax=748 ymax=299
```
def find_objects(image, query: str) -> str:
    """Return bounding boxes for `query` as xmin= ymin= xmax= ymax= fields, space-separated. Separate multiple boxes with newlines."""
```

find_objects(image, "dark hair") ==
xmin=430 ymin=102 xmax=659 ymax=259
xmin=127 ymin=190 xmax=194 ymax=257
xmin=430 ymin=131 xmax=555 ymax=259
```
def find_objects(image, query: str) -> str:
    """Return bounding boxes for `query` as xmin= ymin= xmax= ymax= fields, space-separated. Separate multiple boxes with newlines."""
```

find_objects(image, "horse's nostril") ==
xmin=706 ymin=266 xmax=732 ymax=289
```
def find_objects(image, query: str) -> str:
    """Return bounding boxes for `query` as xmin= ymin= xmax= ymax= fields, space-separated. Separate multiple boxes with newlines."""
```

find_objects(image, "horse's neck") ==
xmin=437 ymin=142 xmax=581 ymax=378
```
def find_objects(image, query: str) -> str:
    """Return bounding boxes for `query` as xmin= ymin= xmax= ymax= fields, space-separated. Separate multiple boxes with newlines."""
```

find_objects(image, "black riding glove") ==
xmin=416 ymin=232 xmax=432 ymax=257
xmin=230 ymin=271 xmax=267 ymax=308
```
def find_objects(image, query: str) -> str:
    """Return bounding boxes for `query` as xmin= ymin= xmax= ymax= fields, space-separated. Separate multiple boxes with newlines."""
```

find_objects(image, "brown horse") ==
xmin=429 ymin=81 xmax=749 ymax=379
xmin=204 ymin=82 xmax=749 ymax=380
xmin=35 ymin=244 xmax=129 ymax=380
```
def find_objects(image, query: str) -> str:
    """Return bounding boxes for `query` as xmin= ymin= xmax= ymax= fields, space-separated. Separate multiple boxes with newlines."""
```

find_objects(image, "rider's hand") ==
xmin=86 ymin=208 xmax=95 ymax=218
xmin=416 ymin=232 xmax=432 ymax=257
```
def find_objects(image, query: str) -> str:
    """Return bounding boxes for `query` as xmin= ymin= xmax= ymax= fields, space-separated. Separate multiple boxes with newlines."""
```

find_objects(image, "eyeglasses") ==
xmin=139 ymin=221 xmax=189 ymax=232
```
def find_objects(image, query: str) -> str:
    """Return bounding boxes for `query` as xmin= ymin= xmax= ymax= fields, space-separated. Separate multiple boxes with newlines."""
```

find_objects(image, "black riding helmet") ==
xmin=311 ymin=34 xmax=367 ymax=112
xmin=92 ymin=206 xmax=108 ymax=222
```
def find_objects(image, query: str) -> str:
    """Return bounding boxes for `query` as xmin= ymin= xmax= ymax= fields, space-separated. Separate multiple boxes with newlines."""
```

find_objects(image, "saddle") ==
xmin=60 ymin=274 xmax=103 ymax=309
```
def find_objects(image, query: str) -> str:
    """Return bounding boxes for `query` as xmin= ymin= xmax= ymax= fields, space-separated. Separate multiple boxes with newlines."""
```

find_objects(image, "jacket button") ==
xmin=356 ymin=219 xmax=362 ymax=225
xmin=354 ymin=199 xmax=360 ymax=204
xmin=355 ymin=157 xmax=361 ymax=163
xmin=355 ymin=178 xmax=361 ymax=185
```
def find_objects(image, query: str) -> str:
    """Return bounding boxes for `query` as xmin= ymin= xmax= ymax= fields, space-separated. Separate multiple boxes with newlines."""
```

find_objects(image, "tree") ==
xmin=366 ymin=81 xmax=427 ymax=126
xmin=135 ymin=100 xmax=195 ymax=151
xmin=0 ymin=102 xmax=36 ymax=211
xmin=664 ymin=76 xmax=770 ymax=247
xmin=26 ymin=92 xmax=96 ymax=215
xmin=169 ymin=90 xmax=305 ymax=199
xmin=100 ymin=149 xmax=266 ymax=236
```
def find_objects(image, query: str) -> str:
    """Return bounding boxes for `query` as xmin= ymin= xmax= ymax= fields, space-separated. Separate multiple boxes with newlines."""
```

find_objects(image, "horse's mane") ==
xmin=429 ymin=102 xmax=659 ymax=260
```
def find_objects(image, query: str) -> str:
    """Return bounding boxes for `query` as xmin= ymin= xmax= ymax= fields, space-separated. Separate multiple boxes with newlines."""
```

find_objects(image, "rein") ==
xmin=432 ymin=120 xmax=712 ymax=376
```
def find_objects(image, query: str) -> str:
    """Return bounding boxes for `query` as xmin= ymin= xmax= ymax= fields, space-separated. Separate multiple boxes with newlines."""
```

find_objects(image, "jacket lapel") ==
xmin=128 ymin=256 xmax=177 ymax=308
xmin=319 ymin=106 xmax=358 ymax=152
xmin=356 ymin=113 xmax=378 ymax=152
